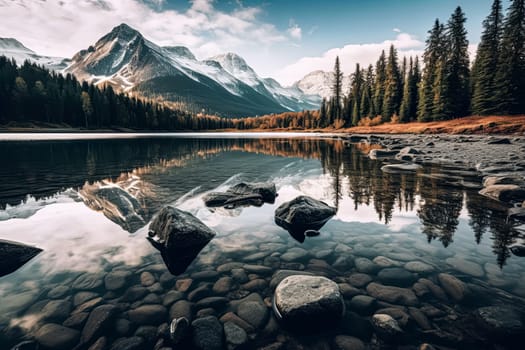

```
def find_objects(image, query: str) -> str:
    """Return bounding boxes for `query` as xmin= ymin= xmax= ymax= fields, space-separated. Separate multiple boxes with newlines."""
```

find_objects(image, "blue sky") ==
xmin=0 ymin=0 xmax=508 ymax=85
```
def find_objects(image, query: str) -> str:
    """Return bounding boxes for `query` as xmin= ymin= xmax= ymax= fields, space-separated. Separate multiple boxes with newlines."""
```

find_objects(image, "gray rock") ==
xmin=48 ymin=285 xmax=70 ymax=299
xmin=109 ymin=337 xmax=144 ymax=350
xmin=349 ymin=295 xmax=376 ymax=314
xmin=80 ymin=304 xmax=117 ymax=345
xmin=191 ymin=270 xmax=219 ymax=281
xmin=354 ymin=258 xmax=380 ymax=274
xmin=334 ymin=335 xmax=366 ymax=350
xmin=243 ymin=264 xmax=273 ymax=275
xmin=128 ymin=304 xmax=168 ymax=325
xmin=188 ymin=284 xmax=212 ymax=301
xmin=169 ymin=300 xmax=194 ymax=321
xmin=369 ymin=149 xmax=398 ymax=160
xmin=479 ymin=184 xmax=525 ymax=203
xmin=148 ymin=206 xmax=216 ymax=275
xmin=280 ymin=247 xmax=309 ymax=262
xmin=270 ymin=270 xmax=313 ymax=289
xmin=404 ymin=261 xmax=435 ymax=273
xmin=74 ymin=292 xmax=98 ymax=306
xmin=347 ymin=273 xmax=373 ymax=288
xmin=366 ymin=282 xmax=418 ymax=306
xmin=203 ymin=182 xmax=277 ymax=208
xmin=192 ymin=316 xmax=224 ymax=350
xmin=475 ymin=306 xmax=524 ymax=337
xmin=213 ymin=276 xmax=233 ymax=294
xmin=196 ymin=297 xmax=229 ymax=310
xmin=237 ymin=300 xmax=269 ymax=329
xmin=41 ymin=299 xmax=72 ymax=321
xmin=163 ymin=290 xmax=184 ymax=307
xmin=170 ymin=317 xmax=190 ymax=344
xmin=372 ymin=256 xmax=400 ymax=268
xmin=63 ymin=312 xmax=89 ymax=329
xmin=445 ymin=257 xmax=484 ymax=277
xmin=381 ymin=163 xmax=422 ymax=173
xmin=273 ymin=275 xmax=344 ymax=329
xmin=274 ymin=196 xmax=336 ymax=234
xmin=104 ymin=270 xmax=131 ymax=291
xmin=87 ymin=336 xmax=107 ymax=350
xmin=242 ymin=279 xmax=267 ymax=292
xmin=35 ymin=323 xmax=79 ymax=350
xmin=219 ymin=312 xmax=256 ymax=333
xmin=437 ymin=273 xmax=467 ymax=302
xmin=115 ymin=318 xmax=131 ymax=336
xmin=371 ymin=313 xmax=403 ymax=340
xmin=143 ymin=293 xmax=162 ymax=304
xmin=231 ymin=269 xmax=249 ymax=283
xmin=73 ymin=273 xmax=104 ymax=290
xmin=121 ymin=286 xmax=148 ymax=302
xmin=377 ymin=267 xmax=417 ymax=287
xmin=140 ymin=271 xmax=156 ymax=287
xmin=74 ymin=297 xmax=103 ymax=314
xmin=0 ymin=239 xmax=42 ymax=277
xmin=224 ymin=321 xmax=248 ymax=349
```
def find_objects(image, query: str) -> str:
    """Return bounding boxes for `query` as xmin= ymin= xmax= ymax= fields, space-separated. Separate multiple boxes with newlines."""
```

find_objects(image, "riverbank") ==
xmin=1 ymin=115 xmax=525 ymax=135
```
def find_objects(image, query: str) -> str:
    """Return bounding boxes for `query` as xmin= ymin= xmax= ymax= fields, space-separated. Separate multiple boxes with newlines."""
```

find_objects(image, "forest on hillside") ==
xmin=0 ymin=0 xmax=524 ymax=131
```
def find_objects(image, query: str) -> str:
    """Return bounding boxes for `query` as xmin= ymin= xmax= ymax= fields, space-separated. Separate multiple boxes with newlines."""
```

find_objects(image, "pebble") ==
xmin=128 ymin=305 xmax=168 ymax=325
xmin=163 ymin=290 xmax=184 ymax=307
xmin=334 ymin=335 xmax=366 ymax=350
xmin=437 ymin=273 xmax=467 ymax=302
xmin=223 ymin=321 xmax=248 ymax=348
xmin=237 ymin=300 xmax=269 ymax=329
xmin=175 ymin=278 xmax=193 ymax=292
xmin=140 ymin=272 xmax=156 ymax=287
xmin=404 ymin=261 xmax=435 ymax=273
xmin=192 ymin=316 xmax=224 ymax=350
xmin=366 ymin=282 xmax=419 ymax=306
xmin=280 ymin=247 xmax=309 ymax=262
xmin=35 ymin=323 xmax=80 ymax=350
xmin=446 ymin=257 xmax=484 ymax=277
xmin=347 ymin=273 xmax=373 ymax=288
xmin=104 ymin=270 xmax=131 ymax=291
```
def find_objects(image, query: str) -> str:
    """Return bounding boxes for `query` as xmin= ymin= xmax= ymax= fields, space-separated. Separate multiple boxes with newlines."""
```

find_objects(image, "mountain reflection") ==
xmin=1 ymin=136 xmax=523 ymax=265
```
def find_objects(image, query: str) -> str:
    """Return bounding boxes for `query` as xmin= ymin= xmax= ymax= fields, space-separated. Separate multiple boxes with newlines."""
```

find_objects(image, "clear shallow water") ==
xmin=0 ymin=135 xmax=524 ymax=349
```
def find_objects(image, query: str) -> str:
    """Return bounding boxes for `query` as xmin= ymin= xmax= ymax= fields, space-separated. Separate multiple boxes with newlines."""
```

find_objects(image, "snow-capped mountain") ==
xmin=293 ymin=70 xmax=351 ymax=100
xmin=0 ymin=38 xmax=70 ymax=71
xmin=65 ymin=24 xmax=320 ymax=117
xmin=209 ymin=52 xmax=321 ymax=111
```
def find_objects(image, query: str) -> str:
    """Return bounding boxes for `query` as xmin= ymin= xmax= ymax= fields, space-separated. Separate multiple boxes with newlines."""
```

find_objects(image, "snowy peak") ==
xmin=0 ymin=38 xmax=34 ymax=53
xmin=163 ymin=46 xmax=196 ymax=60
xmin=0 ymin=37 xmax=70 ymax=71
xmin=104 ymin=23 xmax=143 ymax=44
xmin=294 ymin=70 xmax=350 ymax=99
xmin=208 ymin=52 xmax=259 ymax=87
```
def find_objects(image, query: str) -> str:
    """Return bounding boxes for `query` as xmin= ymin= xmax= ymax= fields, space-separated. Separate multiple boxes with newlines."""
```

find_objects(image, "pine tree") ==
xmin=373 ymin=50 xmax=386 ymax=118
xmin=350 ymin=63 xmax=364 ymax=126
xmin=332 ymin=56 xmax=343 ymax=121
xmin=472 ymin=0 xmax=503 ymax=115
xmin=400 ymin=57 xmax=413 ymax=122
xmin=495 ymin=0 xmax=525 ymax=114
xmin=441 ymin=6 xmax=470 ymax=119
xmin=359 ymin=64 xmax=375 ymax=119
xmin=418 ymin=20 xmax=445 ymax=121
xmin=381 ymin=45 xmax=402 ymax=121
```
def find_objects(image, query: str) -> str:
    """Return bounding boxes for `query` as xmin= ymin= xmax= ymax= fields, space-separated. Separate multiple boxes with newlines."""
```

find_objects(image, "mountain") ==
xmin=0 ymin=38 xmax=70 ymax=71
xmin=209 ymin=52 xmax=321 ymax=111
xmin=293 ymin=70 xmax=350 ymax=99
xmin=65 ymin=24 xmax=320 ymax=117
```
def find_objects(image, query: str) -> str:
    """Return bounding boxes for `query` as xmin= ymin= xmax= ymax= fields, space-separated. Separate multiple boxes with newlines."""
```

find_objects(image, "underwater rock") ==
xmin=203 ymin=182 xmax=277 ymax=208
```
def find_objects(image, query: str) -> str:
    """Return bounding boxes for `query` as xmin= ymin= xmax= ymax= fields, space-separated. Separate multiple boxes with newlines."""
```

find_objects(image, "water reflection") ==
xmin=1 ymin=136 xmax=524 ymax=266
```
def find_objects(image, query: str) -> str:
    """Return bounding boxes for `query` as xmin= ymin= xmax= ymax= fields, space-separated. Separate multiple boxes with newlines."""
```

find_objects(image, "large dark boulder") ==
xmin=203 ymin=182 xmax=277 ymax=209
xmin=148 ymin=206 xmax=216 ymax=275
xmin=0 ymin=239 xmax=42 ymax=278
xmin=274 ymin=196 xmax=336 ymax=242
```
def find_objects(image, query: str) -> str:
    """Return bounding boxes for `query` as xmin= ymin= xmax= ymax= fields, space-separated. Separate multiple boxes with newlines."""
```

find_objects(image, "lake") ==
xmin=0 ymin=134 xmax=524 ymax=350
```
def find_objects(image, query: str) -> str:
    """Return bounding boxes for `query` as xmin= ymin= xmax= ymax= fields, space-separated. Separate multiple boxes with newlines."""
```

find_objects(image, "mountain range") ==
xmin=0 ymin=23 xmax=337 ymax=117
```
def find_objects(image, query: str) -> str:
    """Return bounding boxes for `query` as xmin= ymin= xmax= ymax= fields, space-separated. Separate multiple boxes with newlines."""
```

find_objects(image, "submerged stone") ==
xmin=273 ymin=275 xmax=344 ymax=330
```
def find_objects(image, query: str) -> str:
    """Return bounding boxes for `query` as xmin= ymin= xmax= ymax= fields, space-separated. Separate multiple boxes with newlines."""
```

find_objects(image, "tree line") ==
xmin=0 ymin=57 xmax=236 ymax=130
xmin=320 ymin=0 xmax=525 ymax=128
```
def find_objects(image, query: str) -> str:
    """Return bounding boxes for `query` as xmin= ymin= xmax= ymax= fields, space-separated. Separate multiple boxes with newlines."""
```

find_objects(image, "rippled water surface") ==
xmin=0 ymin=134 xmax=524 ymax=350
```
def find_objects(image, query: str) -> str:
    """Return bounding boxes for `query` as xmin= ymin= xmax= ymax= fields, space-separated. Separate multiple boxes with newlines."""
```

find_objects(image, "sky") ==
xmin=0 ymin=0 xmax=508 ymax=86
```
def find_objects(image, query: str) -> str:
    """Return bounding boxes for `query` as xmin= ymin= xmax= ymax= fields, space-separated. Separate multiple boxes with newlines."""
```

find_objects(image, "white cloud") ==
xmin=0 ymin=0 xmax=286 ymax=60
xmin=277 ymin=32 xmax=425 ymax=86
xmin=287 ymin=19 xmax=302 ymax=40
xmin=393 ymin=28 xmax=402 ymax=33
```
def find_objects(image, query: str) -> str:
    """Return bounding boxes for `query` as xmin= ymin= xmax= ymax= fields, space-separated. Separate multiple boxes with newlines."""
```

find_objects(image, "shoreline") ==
xmin=1 ymin=115 xmax=525 ymax=135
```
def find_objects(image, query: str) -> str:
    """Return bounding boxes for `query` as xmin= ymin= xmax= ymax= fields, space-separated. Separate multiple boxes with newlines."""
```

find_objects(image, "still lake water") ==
xmin=0 ymin=134 xmax=524 ymax=349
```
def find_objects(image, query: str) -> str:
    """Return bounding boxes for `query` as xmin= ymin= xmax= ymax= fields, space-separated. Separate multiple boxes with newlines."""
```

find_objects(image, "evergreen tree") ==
xmin=381 ymin=45 xmax=402 ymax=121
xmin=332 ymin=56 xmax=343 ymax=121
xmin=495 ymin=0 xmax=525 ymax=114
xmin=350 ymin=63 xmax=364 ymax=126
xmin=418 ymin=20 xmax=445 ymax=121
xmin=472 ymin=0 xmax=503 ymax=115
xmin=373 ymin=50 xmax=386 ymax=118
xmin=400 ymin=57 xmax=414 ymax=122
xmin=441 ymin=6 xmax=471 ymax=119
xmin=359 ymin=64 xmax=375 ymax=119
